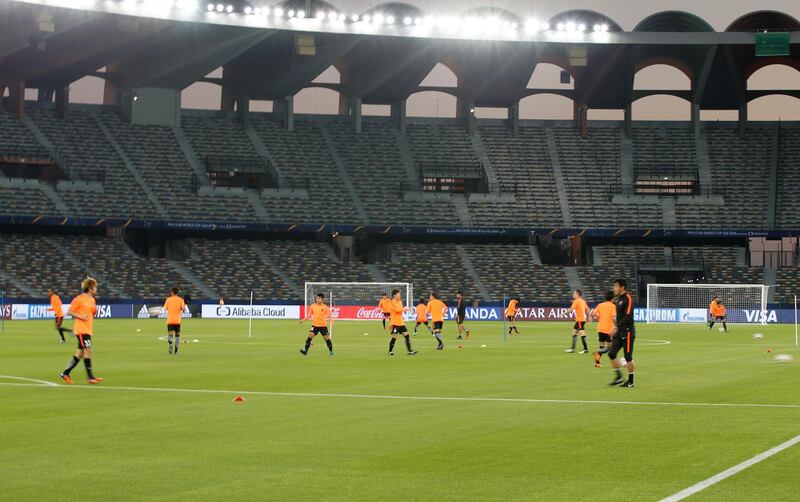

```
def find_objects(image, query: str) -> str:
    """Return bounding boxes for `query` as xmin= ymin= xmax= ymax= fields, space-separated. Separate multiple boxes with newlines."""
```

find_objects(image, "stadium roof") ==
xmin=1 ymin=0 xmax=799 ymax=110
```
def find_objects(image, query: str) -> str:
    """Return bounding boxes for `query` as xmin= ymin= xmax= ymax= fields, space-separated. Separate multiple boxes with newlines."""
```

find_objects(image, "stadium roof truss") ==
xmin=1 ymin=1 xmax=799 ymax=114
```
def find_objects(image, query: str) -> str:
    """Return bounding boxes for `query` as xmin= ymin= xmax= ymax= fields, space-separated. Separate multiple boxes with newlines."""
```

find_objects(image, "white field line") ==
xmin=0 ymin=375 xmax=58 ymax=386
xmin=1 ymin=381 xmax=799 ymax=410
xmin=661 ymin=433 xmax=800 ymax=501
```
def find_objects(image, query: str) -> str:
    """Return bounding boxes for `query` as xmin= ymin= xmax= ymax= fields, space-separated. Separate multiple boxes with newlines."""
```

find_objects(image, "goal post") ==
xmin=646 ymin=283 xmax=772 ymax=324
xmin=304 ymin=282 xmax=413 ymax=321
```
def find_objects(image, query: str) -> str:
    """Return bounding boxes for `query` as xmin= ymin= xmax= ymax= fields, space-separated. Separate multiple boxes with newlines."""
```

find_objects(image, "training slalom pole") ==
xmin=329 ymin=290 xmax=334 ymax=340
xmin=503 ymin=293 xmax=507 ymax=345
xmin=248 ymin=290 xmax=254 ymax=340
xmin=795 ymin=294 xmax=798 ymax=348
xmin=1 ymin=288 xmax=4 ymax=337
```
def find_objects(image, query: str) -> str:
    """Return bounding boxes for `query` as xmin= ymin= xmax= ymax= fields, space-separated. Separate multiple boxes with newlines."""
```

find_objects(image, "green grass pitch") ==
xmin=1 ymin=319 xmax=799 ymax=501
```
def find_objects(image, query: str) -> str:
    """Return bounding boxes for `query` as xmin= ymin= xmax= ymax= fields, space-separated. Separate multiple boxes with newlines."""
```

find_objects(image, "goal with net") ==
xmin=646 ymin=283 xmax=772 ymax=324
xmin=304 ymin=282 xmax=414 ymax=321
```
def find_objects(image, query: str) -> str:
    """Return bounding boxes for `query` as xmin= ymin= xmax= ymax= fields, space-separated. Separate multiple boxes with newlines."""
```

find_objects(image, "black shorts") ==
xmin=390 ymin=325 xmax=408 ymax=335
xmin=574 ymin=321 xmax=586 ymax=331
xmin=598 ymin=332 xmax=611 ymax=343
xmin=456 ymin=314 xmax=466 ymax=324
xmin=382 ymin=312 xmax=390 ymax=318
xmin=76 ymin=334 xmax=92 ymax=350
xmin=55 ymin=316 xmax=63 ymax=328
xmin=167 ymin=324 xmax=181 ymax=334
xmin=415 ymin=320 xmax=429 ymax=326
xmin=608 ymin=327 xmax=635 ymax=362
xmin=714 ymin=315 xmax=726 ymax=321
xmin=433 ymin=321 xmax=443 ymax=330
xmin=506 ymin=315 xmax=516 ymax=322
xmin=310 ymin=326 xmax=329 ymax=336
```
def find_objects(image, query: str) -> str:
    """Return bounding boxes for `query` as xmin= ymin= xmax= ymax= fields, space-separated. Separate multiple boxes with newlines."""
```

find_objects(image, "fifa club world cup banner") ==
xmin=201 ymin=304 xmax=300 ymax=319
xmin=12 ymin=303 xmax=132 ymax=320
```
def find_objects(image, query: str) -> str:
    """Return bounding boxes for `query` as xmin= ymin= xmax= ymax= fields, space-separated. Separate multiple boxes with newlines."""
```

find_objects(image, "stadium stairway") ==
xmin=620 ymin=130 xmax=634 ymax=191
xmin=451 ymin=196 xmax=473 ymax=226
xmin=0 ymin=269 xmax=37 ymax=298
xmin=90 ymin=112 xmax=168 ymax=219
xmin=468 ymin=130 xmax=499 ymax=192
xmin=244 ymin=123 xmax=285 ymax=184
xmin=564 ymin=268 xmax=583 ymax=293
xmin=318 ymin=124 xmax=371 ymax=224
xmin=544 ymin=127 xmax=574 ymax=227
xmin=390 ymin=127 xmax=422 ymax=191
xmin=454 ymin=245 xmax=490 ymax=300
xmin=250 ymin=245 xmax=303 ymax=298
xmin=365 ymin=264 xmax=388 ymax=283
xmin=695 ymin=125 xmax=713 ymax=195
xmin=43 ymin=238 xmax=126 ymax=298
xmin=0 ymin=177 xmax=66 ymax=215
xmin=169 ymin=261 xmax=218 ymax=299
xmin=171 ymin=125 xmax=213 ymax=185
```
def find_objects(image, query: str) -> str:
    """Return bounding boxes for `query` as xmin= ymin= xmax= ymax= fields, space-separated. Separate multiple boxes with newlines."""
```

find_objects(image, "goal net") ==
xmin=304 ymin=282 xmax=413 ymax=321
xmin=646 ymin=283 xmax=771 ymax=324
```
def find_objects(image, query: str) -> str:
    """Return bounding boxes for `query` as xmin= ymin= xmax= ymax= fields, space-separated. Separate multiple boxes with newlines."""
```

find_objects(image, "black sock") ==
xmin=722 ymin=322 xmax=727 ymax=331
xmin=304 ymin=337 xmax=312 ymax=351
xmin=63 ymin=355 xmax=79 ymax=375
xmin=84 ymin=358 xmax=95 ymax=379
xmin=628 ymin=372 xmax=634 ymax=383
xmin=174 ymin=335 xmax=180 ymax=353
xmin=615 ymin=368 xmax=622 ymax=380
xmin=404 ymin=334 xmax=412 ymax=351
xmin=58 ymin=329 xmax=65 ymax=341
xmin=325 ymin=338 xmax=333 ymax=351
xmin=581 ymin=336 xmax=588 ymax=350
xmin=508 ymin=327 xmax=512 ymax=334
xmin=389 ymin=338 xmax=396 ymax=352
xmin=514 ymin=327 xmax=519 ymax=333
xmin=570 ymin=335 xmax=577 ymax=349
xmin=382 ymin=319 xmax=386 ymax=329
xmin=709 ymin=321 xmax=715 ymax=329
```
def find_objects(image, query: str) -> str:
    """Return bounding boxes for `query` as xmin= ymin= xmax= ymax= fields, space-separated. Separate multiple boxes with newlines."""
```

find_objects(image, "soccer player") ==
xmin=565 ymin=289 xmax=590 ymax=353
xmin=427 ymin=292 xmax=447 ymax=350
xmin=388 ymin=289 xmax=416 ymax=356
xmin=379 ymin=293 xmax=392 ymax=331
xmin=299 ymin=293 xmax=333 ymax=356
xmin=707 ymin=295 xmax=719 ymax=332
xmin=163 ymin=286 xmax=186 ymax=355
xmin=59 ymin=277 xmax=102 ymax=384
xmin=709 ymin=300 xmax=728 ymax=333
xmin=506 ymin=297 xmax=520 ymax=335
xmin=591 ymin=290 xmax=616 ymax=367
xmin=413 ymin=298 xmax=432 ymax=336
xmin=607 ymin=279 xmax=635 ymax=387
xmin=455 ymin=291 xmax=470 ymax=339
xmin=47 ymin=288 xmax=71 ymax=343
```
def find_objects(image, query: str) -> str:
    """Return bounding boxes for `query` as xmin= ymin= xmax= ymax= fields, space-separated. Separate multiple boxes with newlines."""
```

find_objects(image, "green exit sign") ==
xmin=755 ymin=32 xmax=790 ymax=56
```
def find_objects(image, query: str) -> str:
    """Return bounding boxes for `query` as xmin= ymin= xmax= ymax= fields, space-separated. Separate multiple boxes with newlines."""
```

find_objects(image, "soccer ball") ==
xmin=774 ymin=354 xmax=794 ymax=363
xmin=718 ymin=327 xmax=724 ymax=332
xmin=753 ymin=333 xmax=764 ymax=340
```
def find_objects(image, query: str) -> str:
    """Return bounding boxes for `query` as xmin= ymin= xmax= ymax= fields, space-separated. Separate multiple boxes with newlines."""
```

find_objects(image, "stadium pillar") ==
xmin=274 ymin=96 xmax=294 ymax=131
xmin=691 ymin=103 xmax=700 ymax=136
xmin=391 ymin=100 xmax=406 ymax=135
xmin=348 ymin=97 xmax=362 ymax=134
xmin=508 ymin=102 xmax=519 ymax=137
xmin=576 ymin=103 xmax=588 ymax=139
xmin=624 ymin=102 xmax=632 ymax=138
xmin=738 ymin=103 xmax=748 ymax=134
xmin=8 ymin=79 xmax=25 ymax=119
xmin=236 ymin=94 xmax=249 ymax=126
xmin=460 ymin=100 xmax=476 ymax=136
xmin=55 ymin=86 xmax=69 ymax=119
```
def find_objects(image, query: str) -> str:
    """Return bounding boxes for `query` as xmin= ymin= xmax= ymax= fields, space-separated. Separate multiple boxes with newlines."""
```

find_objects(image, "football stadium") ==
xmin=2 ymin=0 xmax=800 ymax=499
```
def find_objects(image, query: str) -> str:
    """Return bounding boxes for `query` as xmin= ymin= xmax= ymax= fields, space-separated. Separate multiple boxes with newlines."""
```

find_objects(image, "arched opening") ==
xmin=588 ymin=109 xmax=624 ymax=121
xmin=419 ymin=62 xmax=458 ymax=87
xmin=519 ymin=93 xmax=574 ymax=120
xmin=474 ymin=107 xmax=508 ymax=119
xmin=311 ymin=65 xmax=341 ymax=84
xmin=293 ymin=87 xmax=341 ymax=115
xmin=527 ymin=63 xmax=573 ymax=89
xmin=250 ymin=100 xmax=273 ymax=113
xmin=632 ymin=95 xmax=691 ymax=120
xmin=68 ymin=75 xmax=107 ymax=104
xmin=747 ymin=64 xmax=800 ymax=90
xmin=362 ymin=104 xmax=391 ymax=117
xmin=406 ymin=91 xmax=457 ymax=118
xmin=181 ymin=82 xmax=221 ymax=110
xmin=748 ymin=95 xmax=800 ymax=121
xmin=634 ymin=63 xmax=691 ymax=90
xmin=700 ymin=110 xmax=739 ymax=122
